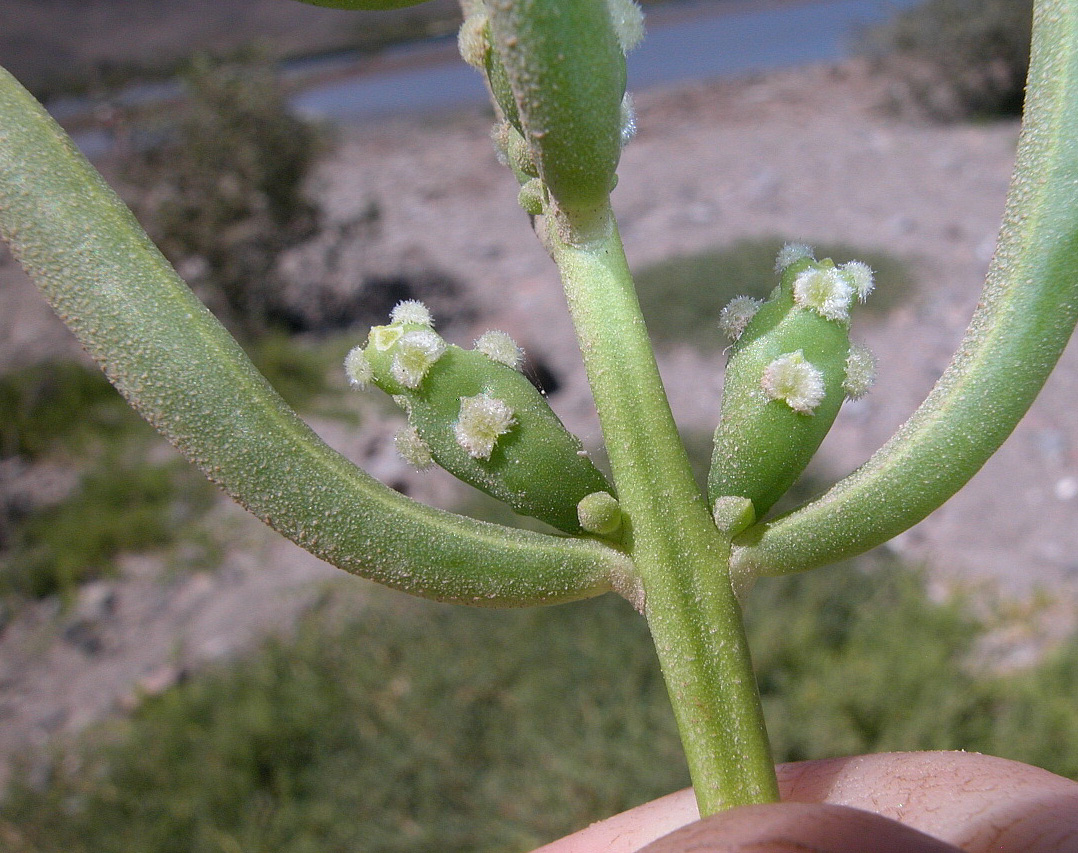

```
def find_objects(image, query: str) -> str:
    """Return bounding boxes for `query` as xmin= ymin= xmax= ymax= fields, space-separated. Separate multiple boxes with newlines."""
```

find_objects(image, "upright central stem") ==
xmin=548 ymin=205 xmax=779 ymax=813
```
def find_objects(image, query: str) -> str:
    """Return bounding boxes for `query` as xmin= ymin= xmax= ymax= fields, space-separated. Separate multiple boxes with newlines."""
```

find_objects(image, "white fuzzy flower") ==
xmin=394 ymin=424 xmax=434 ymax=470
xmin=841 ymin=261 xmax=875 ymax=302
xmin=390 ymin=300 xmax=434 ymax=327
xmin=843 ymin=343 xmax=878 ymax=400
xmin=774 ymin=243 xmax=815 ymax=273
xmin=607 ymin=0 xmax=645 ymax=53
xmin=457 ymin=13 xmax=489 ymax=70
xmin=390 ymin=329 xmax=446 ymax=389
xmin=761 ymin=351 xmax=826 ymax=414
xmin=454 ymin=393 xmax=516 ymax=459
xmin=792 ymin=266 xmax=853 ymax=321
xmin=344 ymin=346 xmax=373 ymax=389
xmin=475 ymin=330 xmax=525 ymax=371
xmin=718 ymin=296 xmax=763 ymax=341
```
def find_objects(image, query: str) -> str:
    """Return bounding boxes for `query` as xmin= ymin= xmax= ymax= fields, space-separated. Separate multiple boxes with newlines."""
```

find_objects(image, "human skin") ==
xmin=533 ymin=752 xmax=1078 ymax=852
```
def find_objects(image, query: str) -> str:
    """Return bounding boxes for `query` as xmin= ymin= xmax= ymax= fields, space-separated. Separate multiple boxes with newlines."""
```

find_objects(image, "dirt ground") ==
xmin=1 ymin=59 xmax=1077 ymax=785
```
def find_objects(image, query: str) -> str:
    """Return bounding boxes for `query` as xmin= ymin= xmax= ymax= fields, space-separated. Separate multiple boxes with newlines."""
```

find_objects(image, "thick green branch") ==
xmin=0 ymin=65 xmax=630 ymax=607
xmin=732 ymin=0 xmax=1078 ymax=582
xmin=549 ymin=208 xmax=778 ymax=813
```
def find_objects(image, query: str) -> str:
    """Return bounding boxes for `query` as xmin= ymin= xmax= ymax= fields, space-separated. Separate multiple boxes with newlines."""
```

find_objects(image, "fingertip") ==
xmin=637 ymin=802 xmax=964 ymax=853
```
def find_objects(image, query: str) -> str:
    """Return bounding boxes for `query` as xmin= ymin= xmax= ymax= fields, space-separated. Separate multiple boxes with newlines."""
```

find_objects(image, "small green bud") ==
xmin=577 ymin=491 xmax=623 ymax=537
xmin=709 ymin=250 xmax=873 ymax=519
xmin=349 ymin=303 xmax=612 ymax=533
xmin=517 ymin=178 xmax=546 ymax=215
xmin=486 ymin=0 xmax=627 ymax=215
xmin=712 ymin=495 xmax=756 ymax=537
xmin=474 ymin=329 xmax=525 ymax=370
xmin=506 ymin=127 xmax=539 ymax=178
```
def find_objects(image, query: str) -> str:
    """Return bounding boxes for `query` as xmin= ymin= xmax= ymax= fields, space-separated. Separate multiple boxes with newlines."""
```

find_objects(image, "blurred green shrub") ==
xmin=863 ymin=0 xmax=1033 ymax=120
xmin=0 ymin=361 xmax=132 ymax=461
xmin=0 ymin=592 xmax=688 ymax=853
xmin=4 ymin=561 xmax=1077 ymax=850
xmin=122 ymin=52 xmax=322 ymax=336
xmin=633 ymin=239 xmax=913 ymax=351
xmin=0 ymin=362 xmax=217 ymax=598
xmin=2 ymin=454 xmax=216 ymax=599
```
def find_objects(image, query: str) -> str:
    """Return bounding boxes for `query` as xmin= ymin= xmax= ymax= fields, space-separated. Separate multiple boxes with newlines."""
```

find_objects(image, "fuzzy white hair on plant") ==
xmin=774 ymin=243 xmax=815 ymax=273
xmin=475 ymin=330 xmax=525 ymax=371
xmin=390 ymin=300 xmax=434 ymax=327
xmin=792 ymin=266 xmax=854 ymax=322
xmin=454 ymin=393 xmax=517 ymax=460
xmin=719 ymin=296 xmax=763 ymax=342
xmin=760 ymin=351 xmax=826 ymax=415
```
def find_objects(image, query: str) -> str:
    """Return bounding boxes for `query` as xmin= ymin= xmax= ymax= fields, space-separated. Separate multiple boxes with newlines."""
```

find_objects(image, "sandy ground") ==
xmin=1 ymin=59 xmax=1077 ymax=784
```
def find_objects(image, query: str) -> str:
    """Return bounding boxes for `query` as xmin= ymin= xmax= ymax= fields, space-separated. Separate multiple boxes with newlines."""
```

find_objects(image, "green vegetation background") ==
xmin=4 ymin=559 xmax=1078 ymax=853
xmin=0 ymin=1 xmax=1063 ymax=849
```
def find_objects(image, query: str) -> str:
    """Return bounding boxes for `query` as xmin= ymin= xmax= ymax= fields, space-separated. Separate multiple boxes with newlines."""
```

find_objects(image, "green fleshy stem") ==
xmin=0 ymin=65 xmax=632 ymax=607
xmin=486 ymin=0 xmax=626 ymax=217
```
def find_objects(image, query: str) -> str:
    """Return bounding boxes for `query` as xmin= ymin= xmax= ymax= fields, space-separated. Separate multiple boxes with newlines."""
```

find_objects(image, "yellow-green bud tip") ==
xmin=391 ymin=329 xmax=446 ymax=389
xmin=454 ymin=393 xmax=516 ymax=460
xmin=761 ymin=350 xmax=826 ymax=414
xmin=475 ymin=330 xmax=525 ymax=371
xmin=577 ymin=491 xmax=622 ymax=536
